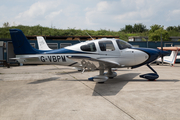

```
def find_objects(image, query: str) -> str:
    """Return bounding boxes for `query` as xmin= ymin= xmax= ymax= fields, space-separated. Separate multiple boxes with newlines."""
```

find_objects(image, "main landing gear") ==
xmin=88 ymin=63 xmax=159 ymax=82
xmin=88 ymin=62 xmax=117 ymax=83
xmin=139 ymin=64 xmax=159 ymax=81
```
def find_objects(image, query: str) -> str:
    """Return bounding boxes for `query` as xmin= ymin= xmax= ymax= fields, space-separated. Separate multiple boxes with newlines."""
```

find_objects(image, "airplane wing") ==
xmin=10 ymin=57 xmax=40 ymax=63
xmin=95 ymin=58 xmax=120 ymax=67
xmin=67 ymin=55 xmax=120 ymax=68
xmin=157 ymin=47 xmax=180 ymax=51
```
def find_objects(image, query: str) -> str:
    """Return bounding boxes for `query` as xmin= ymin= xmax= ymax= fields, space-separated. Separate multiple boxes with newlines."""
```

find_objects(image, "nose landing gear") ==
xmin=139 ymin=64 xmax=159 ymax=81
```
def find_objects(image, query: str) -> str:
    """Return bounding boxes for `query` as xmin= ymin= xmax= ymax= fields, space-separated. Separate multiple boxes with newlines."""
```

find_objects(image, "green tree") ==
xmin=124 ymin=25 xmax=133 ymax=33
xmin=121 ymin=23 xmax=147 ymax=33
xmin=166 ymin=26 xmax=175 ymax=31
xmin=177 ymin=25 xmax=180 ymax=31
xmin=3 ymin=22 xmax=10 ymax=28
xmin=166 ymin=25 xmax=180 ymax=32
xmin=149 ymin=24 xmax=163 ymax=33
xmin=166 ymin=25 xmax=180 ymax=36
xmin=133 ymin=23 xmax=147 ymax=33
xmin=149 ymin=28 xmax=169 ymax=41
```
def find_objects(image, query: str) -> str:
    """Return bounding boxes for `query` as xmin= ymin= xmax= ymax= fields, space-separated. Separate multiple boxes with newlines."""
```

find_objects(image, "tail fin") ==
xmin=167 ymin=51 xmax=178 ymax=64
xmin=9 ymin=29 xmax=43 ymax=55
xmin=37 ymin=36 xmax=52 ymax=50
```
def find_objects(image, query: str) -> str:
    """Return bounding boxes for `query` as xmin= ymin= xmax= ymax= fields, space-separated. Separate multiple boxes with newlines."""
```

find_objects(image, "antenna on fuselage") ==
xmin=85 ymin=31 xmax=95 ymax=40
xmin=78 ymin=38 xmax=81 ymax=43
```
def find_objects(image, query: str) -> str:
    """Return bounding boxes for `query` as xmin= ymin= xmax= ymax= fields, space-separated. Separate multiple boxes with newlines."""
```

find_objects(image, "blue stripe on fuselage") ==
xmin=45 ymin=48 xmax=87 ymax=54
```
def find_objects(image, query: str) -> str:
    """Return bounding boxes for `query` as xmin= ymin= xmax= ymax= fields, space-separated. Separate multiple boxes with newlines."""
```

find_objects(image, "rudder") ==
xmin=9 ymin=29 xmax=43 ymax=55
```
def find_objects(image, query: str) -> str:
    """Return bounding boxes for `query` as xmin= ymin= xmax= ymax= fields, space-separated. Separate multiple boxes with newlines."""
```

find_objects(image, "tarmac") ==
xmin=0 ymin=64 xmax=180 ymax=120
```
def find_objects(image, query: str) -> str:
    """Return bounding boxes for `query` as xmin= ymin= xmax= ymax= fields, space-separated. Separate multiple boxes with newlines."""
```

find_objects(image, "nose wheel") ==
xmin=139 ymin=64 xmax=159 ymax=81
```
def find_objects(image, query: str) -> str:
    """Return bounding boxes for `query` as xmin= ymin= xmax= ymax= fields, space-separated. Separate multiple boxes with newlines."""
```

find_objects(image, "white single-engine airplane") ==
xmin=37 ymin=36 xmax=180 ymax=67
xmin=156 ymin=47 xmax=180 ymax=66
xmin=10 ymin=29 xmax=169 ymax=83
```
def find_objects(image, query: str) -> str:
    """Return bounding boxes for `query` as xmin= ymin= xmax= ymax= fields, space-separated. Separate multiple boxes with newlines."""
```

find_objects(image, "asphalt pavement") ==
xmin=0 ymin=64 xmax=180 ymax=120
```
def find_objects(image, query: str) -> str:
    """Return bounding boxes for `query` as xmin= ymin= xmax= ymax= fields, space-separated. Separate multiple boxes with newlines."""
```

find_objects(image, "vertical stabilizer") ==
xmin=9 ymin=29 xmax=43 ymax=55
xmin=37 ymin=36 xmax=52 ymax=50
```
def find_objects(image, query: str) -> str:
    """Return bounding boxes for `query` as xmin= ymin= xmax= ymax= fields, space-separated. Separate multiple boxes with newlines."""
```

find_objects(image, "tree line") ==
xmin=1 ymin=22 xmax=180 ymax=41
xmin=121 ymin=23 xmax=180 ymax=33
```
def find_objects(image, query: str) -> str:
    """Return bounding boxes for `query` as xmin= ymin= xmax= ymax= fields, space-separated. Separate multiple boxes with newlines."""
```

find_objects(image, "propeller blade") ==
xmin=161 ymin=34 xmax=163 ymax=65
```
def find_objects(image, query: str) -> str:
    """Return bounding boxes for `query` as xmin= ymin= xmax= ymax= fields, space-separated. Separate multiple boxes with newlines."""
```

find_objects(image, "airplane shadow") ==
xmin=45 ymin=68 xmax=73 ymax=71
xmin=56 ymin=71 xmax=81 ymax=75
xmin=126 ymin=79 xmax=180 ymax=82
xmin=28 ymin=77 xmax=60 ymax=84
xmin=171 ymin=66 xmax=180 ymax=67
xmin=92 ymin=73 xmax=140 ymax=96
xmin=92 ymin=73 xmax=180 ymax=96
xmin=115 ymin=69 xmax=132 ymax=71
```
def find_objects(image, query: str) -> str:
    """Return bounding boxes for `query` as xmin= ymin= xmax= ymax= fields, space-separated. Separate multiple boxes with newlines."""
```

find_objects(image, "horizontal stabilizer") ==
xmin=177 ymin=56 xmax=180 ymax=59
xmin=10 ymin=57 xmax=39 ymax=60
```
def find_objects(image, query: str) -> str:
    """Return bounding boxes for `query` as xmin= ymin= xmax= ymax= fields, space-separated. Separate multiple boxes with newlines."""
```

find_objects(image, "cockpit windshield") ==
xmin=116 ymin=39 xmax=132 ymax=50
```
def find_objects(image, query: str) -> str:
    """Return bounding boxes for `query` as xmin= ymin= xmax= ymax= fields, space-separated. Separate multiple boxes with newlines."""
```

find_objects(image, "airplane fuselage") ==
xmin=16 ymin=39 xmax=152 ymax=68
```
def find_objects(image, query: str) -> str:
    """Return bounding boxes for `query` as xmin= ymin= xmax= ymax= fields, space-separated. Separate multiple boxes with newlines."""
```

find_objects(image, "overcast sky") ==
xmin=1 ymin=0 xmax=180 ymax=31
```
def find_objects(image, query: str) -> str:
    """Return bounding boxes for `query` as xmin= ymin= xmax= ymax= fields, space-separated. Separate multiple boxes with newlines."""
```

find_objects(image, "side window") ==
xmin=80 ymin=42 xmax=96 ymax=52
xmin=98 ymin=41 xmax=115 ymax=51
xmin=116 ymin=40 xmax=132 ymax=50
